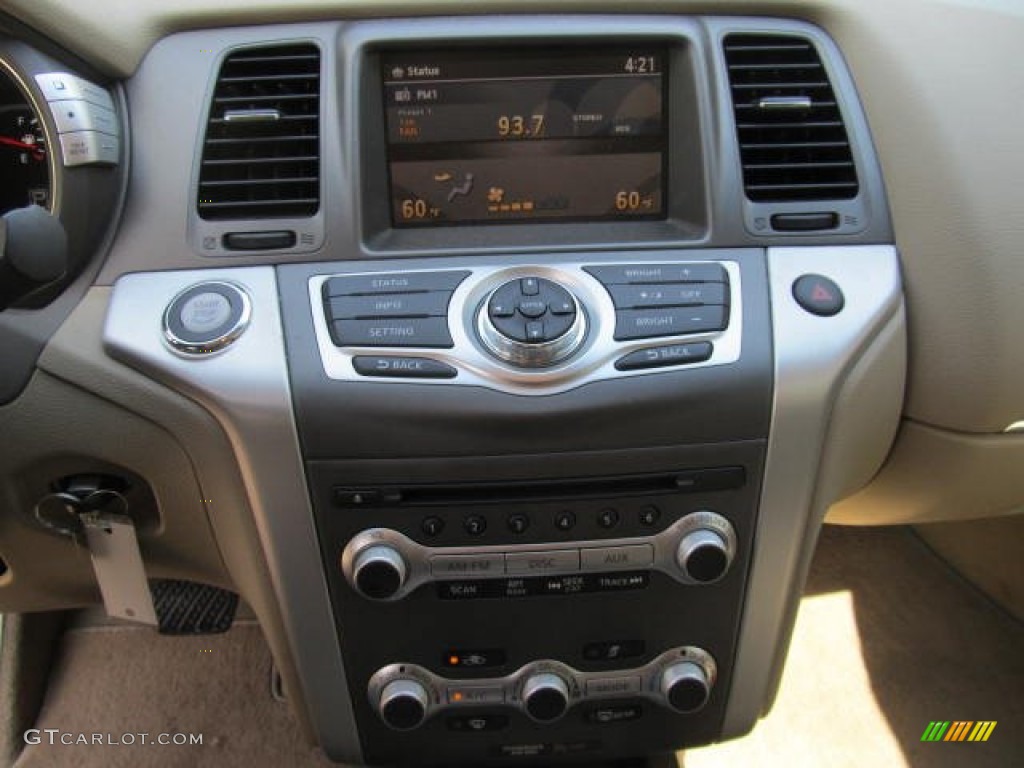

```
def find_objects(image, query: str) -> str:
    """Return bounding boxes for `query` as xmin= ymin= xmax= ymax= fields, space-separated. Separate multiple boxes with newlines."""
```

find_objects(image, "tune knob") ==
xmin=478 ymin=276 xmax=586 ymax=367
xmin=521 ymin=672 xmax=571 ymax=722
xmin=675 ymin=520 xmax=734 ymax=584
xmin=660 ymin=661 xmax=711 ymax=714
xmin=378 ymin=679 xmax=430 ymax=730
xmin=352 ymin=545 xmax=408 ymax=600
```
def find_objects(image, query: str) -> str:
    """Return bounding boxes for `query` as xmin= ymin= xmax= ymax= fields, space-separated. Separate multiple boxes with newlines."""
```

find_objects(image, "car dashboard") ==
xmin=0 ymin=2 xmax=1021 ymax=766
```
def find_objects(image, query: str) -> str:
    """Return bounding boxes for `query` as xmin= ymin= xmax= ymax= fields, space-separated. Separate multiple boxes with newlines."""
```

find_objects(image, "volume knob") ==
xmin=660 ymin=661 xmax=711 ymax=714
xmin=378 ymin=679 xmax=429 ymax=730
xmin=676 ymin=519 xmax=734 ymax=584
xmin=522 ymin=672 xmax=570 ymax=723
xmin=352 ymin=545 xmax=407 ymax=600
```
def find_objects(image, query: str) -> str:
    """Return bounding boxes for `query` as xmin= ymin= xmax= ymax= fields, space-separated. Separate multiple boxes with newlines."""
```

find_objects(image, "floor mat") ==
xmin=14 ymin=526 xmax=1024 ymax=767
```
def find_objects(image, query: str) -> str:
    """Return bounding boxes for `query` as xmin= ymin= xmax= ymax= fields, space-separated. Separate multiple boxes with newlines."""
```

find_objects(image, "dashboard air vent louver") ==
xmin=197 ymin=44 xmax=320 ymax=220
xmin=723 ymin=34 xmax=859 ymax=202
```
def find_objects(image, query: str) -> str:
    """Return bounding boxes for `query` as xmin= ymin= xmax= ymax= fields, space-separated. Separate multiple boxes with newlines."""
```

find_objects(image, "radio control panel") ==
xmin=341 ymin=511 xmax=738 ymax=602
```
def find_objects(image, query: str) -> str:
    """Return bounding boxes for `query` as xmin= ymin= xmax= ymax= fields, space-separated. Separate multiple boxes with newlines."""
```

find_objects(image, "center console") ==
xmin=101 ymin=14 xmax=905 ymax=767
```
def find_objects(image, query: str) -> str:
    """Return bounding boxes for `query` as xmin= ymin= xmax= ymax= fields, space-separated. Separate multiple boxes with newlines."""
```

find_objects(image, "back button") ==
xmin=352 ymin=356 xmax=457 ymax=379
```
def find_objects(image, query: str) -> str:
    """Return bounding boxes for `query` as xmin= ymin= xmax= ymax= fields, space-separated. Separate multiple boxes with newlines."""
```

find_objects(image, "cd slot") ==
xmin=332 ymin=467 xmax=745 ymax=508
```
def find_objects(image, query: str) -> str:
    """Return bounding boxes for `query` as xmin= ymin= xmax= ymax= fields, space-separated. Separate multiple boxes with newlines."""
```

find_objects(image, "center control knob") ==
xmin=521 ymin=672 xmax=570 ymax=722
xmin=352 ymin=544 xmax=408 ymax=600
xmin=478 ymin=276 xmax=586 ymax=367
xmin=378 ymin=679 xmax=429 ymax=731
xmin=660 ymin=661 xmax=711 ymax=714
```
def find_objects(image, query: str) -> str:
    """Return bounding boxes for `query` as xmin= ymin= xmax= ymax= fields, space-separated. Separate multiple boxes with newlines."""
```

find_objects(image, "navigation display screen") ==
xmin=381 ymin=47 xmax=667 ymax=227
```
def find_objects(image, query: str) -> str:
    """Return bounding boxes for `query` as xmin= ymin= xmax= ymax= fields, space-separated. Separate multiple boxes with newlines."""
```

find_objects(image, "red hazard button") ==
xmin=792 ymin=274 xmax=845 ymax=317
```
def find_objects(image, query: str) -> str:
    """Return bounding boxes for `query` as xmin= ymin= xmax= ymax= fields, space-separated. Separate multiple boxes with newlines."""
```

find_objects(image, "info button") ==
xmin=505 ymin=549 xmax=580 ymax=575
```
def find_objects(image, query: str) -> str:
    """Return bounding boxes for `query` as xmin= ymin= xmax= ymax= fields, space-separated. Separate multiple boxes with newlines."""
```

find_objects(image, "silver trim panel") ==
xmin=723 ymin=244 xmax=904 ymax=738
xmin=340 ymin=511 xmax=738 ymax=601
xmin=368 ymin=646 xmax=717 ymax=730
xmin=309 ymin=258 xmax=742 ymax=396
xmin=103 ymin=267 xmax=361 ymax=762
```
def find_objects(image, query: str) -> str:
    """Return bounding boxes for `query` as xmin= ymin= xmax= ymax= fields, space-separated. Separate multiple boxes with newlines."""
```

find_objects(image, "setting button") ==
xmin=615 ymin=342 xmax=714 ymax=371
xmin=352 ymin=356 xmax=456 ymax=379
xmin=506 ymin=549 xmax=580 ymax=575
xmin=581 ymin=544 xmax=654 ymax=571
xmin=163 ymin=281 xmax=250 ymax=355
xmin=614 ymin=307 xmax=727 ymax=341
xmin=331 ymin=318 xmax=453 ymax=348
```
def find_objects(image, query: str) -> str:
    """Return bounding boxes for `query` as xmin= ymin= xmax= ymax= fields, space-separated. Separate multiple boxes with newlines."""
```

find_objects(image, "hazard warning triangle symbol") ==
xmin=811 ymin=283 xmax=834 ymax=303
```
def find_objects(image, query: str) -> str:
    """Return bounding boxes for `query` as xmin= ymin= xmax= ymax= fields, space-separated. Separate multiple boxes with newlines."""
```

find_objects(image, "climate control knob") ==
xmin=521 ymin=672 xmax=571 ymax=722
xmin=660 ymin=661 xmax=711 ymax=714
xmin=352 ymin=545 xmax=408 ymax=600
xmin=675 ymin=516 xmax=735 ymax=584
xmin=378 ymin=679 xmax=430 ymax=731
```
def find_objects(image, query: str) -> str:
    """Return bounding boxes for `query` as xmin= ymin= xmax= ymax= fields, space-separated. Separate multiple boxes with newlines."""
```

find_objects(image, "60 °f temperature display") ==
xmin=382 ymin=47 xmax=667 ymax=227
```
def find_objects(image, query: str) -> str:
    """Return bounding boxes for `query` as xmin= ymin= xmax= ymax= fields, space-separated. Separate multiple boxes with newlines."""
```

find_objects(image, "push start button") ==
xmin=163 ymin=281 xmax=251 ymax=355
xmin=180 ymin=292 xmax=232 ymax=334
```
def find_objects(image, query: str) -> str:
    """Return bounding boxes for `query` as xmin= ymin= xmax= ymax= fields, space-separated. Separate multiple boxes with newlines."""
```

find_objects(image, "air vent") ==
xmin=723 ymin=34 xmax=859 ymax=202
xmin=197 ymin=44 xmax=320 ymax=220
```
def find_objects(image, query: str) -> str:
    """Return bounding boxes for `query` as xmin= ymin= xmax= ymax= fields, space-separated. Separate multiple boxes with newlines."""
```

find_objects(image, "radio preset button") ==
xmin=597 ymin=508 xmax=620 ymax=529
xmin=463 ymin=515 xmax=487 ymax=536
xmin=507 ymin=514 xmax=530 ymax=534
xmin=421 ymin=516 xmax=445 ymax=537
xmin=554 ymin=511 xmax=577 ymax=531
xmin=581 ymin=545 xmax=654 ymax=571
xmin=506 ymin=549 xmax=580 ymax=575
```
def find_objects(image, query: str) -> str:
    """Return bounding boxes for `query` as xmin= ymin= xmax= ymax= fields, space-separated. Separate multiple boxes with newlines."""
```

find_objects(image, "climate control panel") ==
xmin=368 ymin=647 xmax=717 ymax=731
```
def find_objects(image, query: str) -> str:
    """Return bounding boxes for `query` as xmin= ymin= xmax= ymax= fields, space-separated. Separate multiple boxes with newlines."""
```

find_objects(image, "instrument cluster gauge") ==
xmin=0 ymin=70 xmax=51 ymax=216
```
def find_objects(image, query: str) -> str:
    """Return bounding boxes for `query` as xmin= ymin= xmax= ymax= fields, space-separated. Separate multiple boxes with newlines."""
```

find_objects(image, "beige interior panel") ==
xmin=915 ymin=514 xmax=1024 ymax=622
xmin=827 ymin=420 xmax=1024 ymax=525
xmin=0 ymin=370 xmax=228 ymax=613
xmin=34 ymin=289 xmax=319 ymax=743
